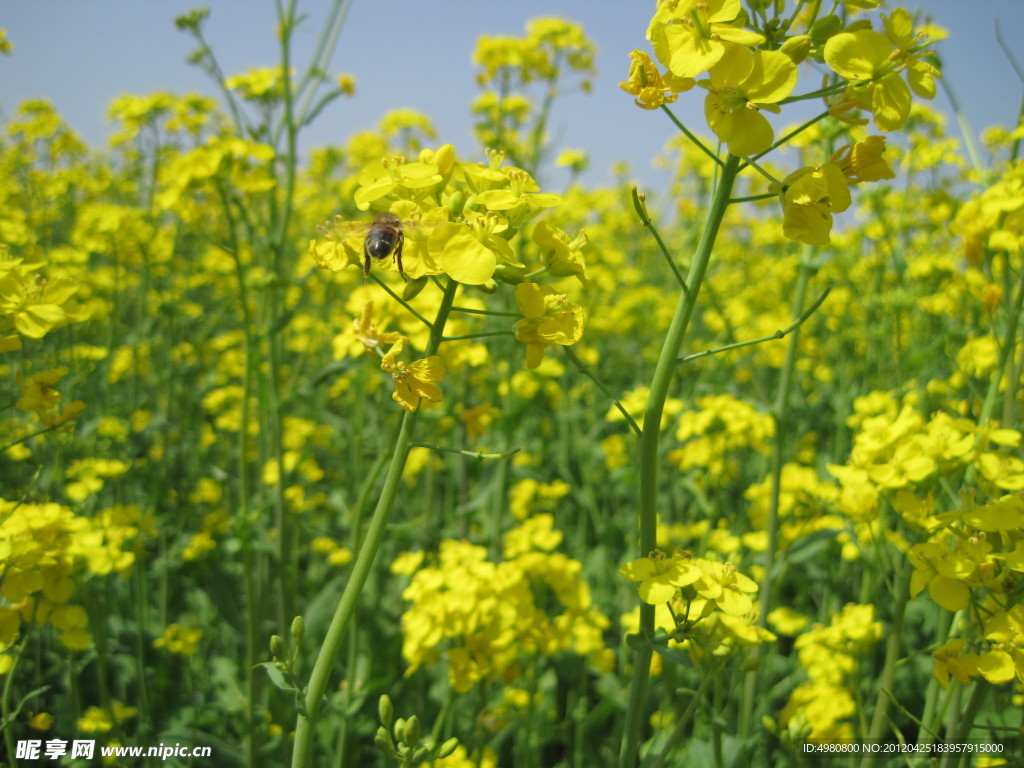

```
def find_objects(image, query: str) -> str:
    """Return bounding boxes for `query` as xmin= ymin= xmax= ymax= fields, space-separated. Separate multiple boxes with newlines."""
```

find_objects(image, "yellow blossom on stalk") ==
xmin=830 ymin=136 xmax=895 ymax=183
xmin=620 ymin=551 xmax=703 ymax=605
xmin=647 ymin=0 xmax=765 ymax=79
xmin=313 ymin=144 xmax=561 ymax=286
xmin=622 ymin=552 xmax=771 ymax=660
xmin=554 ymin=148 xmax=589 ymax=173
xmin=336 ymin=73 xmax=357 ymax=96
xmin=77 ymin=707 xmax=114 ymax=733
xmin=0 ymin=259 xmax=82 ymax=340
xmin=620 ymin=49 xmax=694 ymax=110
xmin=932 ymin=639 xmax=980 ymax=688
xmin=380 ymin=339 xmax=446 ymax=412
xmin=532 ymin=221 xmax=589 ymax=283
xmin=153 ymin=624 xmax=203 ymax=655
xmin=824 ymin=8 xmax=939 ymax=132
xmin=907 ymin=539 xmax=978 ymax=611
xmin=352 ymin=302 xmax=405 ymax=354
xmin=225 ymin=65 xmax=288 ymax=100
xmin=513 ymin=283 xmax=584 ymax=369
xmin=700 ymin=46 xmax=797 ymax=157
xmin=15 ymin=368 xmax=85 ymax=428
xmin=503 ymin=513 xmax=563 ymax=557
xmin=430 ymin=745 xmax=499 ymax=768
xmin=781 ymin=604 xmax=882 ymax=738
xmin=459 ymin=403 xmax=498 ymax=443
xmin=0 ymin=29 xmax=13 ymax=55
xmin=773 ymin=163 xmax=851 ymax=246
xmin=400 ymin=535 xmax=609 ymax=693
xmin=508 ymin=478 xmax=571 ymax=520
xmin=981 ymin=606 xmax=1024 ymax=684
xmin=27 ymin=712 xmax=52 ymax=731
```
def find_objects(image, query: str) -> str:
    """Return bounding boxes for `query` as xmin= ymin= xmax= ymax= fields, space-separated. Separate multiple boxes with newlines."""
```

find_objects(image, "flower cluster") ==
xmin=0 ymin=500 xmax=153 ymax=664
xmin=670 ymin=393 xmax=775 ymax=481
xmin=309 ymin=145 xmax=586 ymax=408
xmin=397 ymin=516 xmax=611 ymax=693
xmin=626 ymin=1 xmax=930 ymax=244
xmin=776 ymin=604 xmax=883 ymax=740
xmin=620 ymin=550 xmax=774 ymax=662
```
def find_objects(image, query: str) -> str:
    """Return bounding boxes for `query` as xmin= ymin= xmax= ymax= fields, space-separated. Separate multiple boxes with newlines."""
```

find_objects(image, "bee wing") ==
xmin=328 ymin=218 xmax=372 ymax=239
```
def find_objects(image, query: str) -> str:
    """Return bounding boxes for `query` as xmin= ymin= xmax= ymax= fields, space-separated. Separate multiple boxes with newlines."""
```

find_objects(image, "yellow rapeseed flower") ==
xmin=380 ymin=340 xmax=446 ymax=412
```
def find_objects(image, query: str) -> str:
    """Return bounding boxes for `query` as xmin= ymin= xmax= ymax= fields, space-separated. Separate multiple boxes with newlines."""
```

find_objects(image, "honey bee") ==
xmin=362 ymin=212 xmax=407 ymax=282
xmin=318 ymin=210 xmax=442 ymax=282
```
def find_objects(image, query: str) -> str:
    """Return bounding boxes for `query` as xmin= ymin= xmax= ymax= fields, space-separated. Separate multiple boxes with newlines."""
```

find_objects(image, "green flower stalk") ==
xmin=618 ymin=153 xmax=741 ymax=768
xmin=291 ymin=278 xmax=459 ymax=768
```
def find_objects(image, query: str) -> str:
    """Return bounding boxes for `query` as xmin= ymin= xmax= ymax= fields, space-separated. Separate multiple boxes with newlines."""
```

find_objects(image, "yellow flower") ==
xmin=620 ymin=49 xmax=694 ymax=110
xmin=512 ymin=283 xmax=584 ymax=369
xmin=532 ymin=221 xmax=589 ymax=283
xmin=380 ymin=340 xmax=446 ymax=412
xmin=352 ymin=302 xmax=405 ymax=354
xmin=830 ymin=136 xmax=895 ymax=183
xmin=700 ymin=46 xmax=797 ymax=157
xmin=337 ymin=73 xmax=357 ymax=96
xmin=907 ymin=540 xmax=976 ymax=611
xmin=773 ymin=163 xmax=852 ymax=245
xmin=647 ymin=0 xmax=765 ymax=79
xmin=824 ymin=9 xmax=938 ymax=132
xmin=153 ymin=624 xmax=203 ymax=655
xmin=620 ymin=552 xmax=702 ymax=605
xmin=28 ymin=712 xmax=52 ymax=731
xmin=459 ymin=403 xmax=498 ymax=443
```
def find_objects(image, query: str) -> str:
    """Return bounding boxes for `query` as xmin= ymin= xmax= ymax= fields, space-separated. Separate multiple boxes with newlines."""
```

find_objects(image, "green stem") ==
xmin=290 ymin=278 xmax=459 ymax=768
xmin=679 ymin=286 xmax=828 ymax=364
xmin=617 ymin=154 xmax=741 ymax=768
xmin=563 ymin=345 xmax=641 ymax=437
xmin=940 ymin=76 xmax=984 ymax=178
xmin=650 ymin=660 xmax=720 ymax=768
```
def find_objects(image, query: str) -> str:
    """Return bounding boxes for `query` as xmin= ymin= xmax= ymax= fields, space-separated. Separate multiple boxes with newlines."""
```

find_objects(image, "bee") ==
xmin=317 ymin=210 xmax=441 ymax=282
xmin=363 ymin=212 xmax=407 ymax=282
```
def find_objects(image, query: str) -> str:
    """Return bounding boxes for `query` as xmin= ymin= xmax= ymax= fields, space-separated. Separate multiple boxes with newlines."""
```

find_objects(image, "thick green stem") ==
xmin=617 ymin=154 xmax=741 ymax=768
xmin=290 ymin=279 xmax=459 ymax=768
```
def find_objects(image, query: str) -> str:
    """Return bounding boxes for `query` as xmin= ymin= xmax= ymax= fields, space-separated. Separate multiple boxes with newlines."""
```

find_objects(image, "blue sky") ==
xmin=2 ymin=1 xmax=1023 ymax=191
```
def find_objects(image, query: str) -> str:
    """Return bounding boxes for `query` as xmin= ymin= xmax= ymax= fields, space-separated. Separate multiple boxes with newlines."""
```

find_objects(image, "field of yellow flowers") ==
xmin=3 ymin=2 xmax=1024 ymax=767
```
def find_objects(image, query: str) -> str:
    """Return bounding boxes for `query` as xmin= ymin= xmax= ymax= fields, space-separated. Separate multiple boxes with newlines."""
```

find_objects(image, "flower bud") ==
xmin=780 ymin=35 xmax=811 ymax=64
xmin=446 ymin=189 xmax=466 ymax=219
xmin=373 ymin=725 xmax=393 ymax=754
xmin=402 ymin=276 xmax=429 ymax=301
xmin=403 ymin=714 xmax=421 ymax=747
xmin=476 ymin=278 xmax=499 ymax=294
xmin=809 ymin=15 xmax=842 ymax=45
xmin=493 ymin=264 xmax=526 ymax=285
xmin=378 ymin=694 xmax=394 ymax=727
xmin=270 ymin=635 xmax=288 ymax=664
xmin=290 ymin=615 xmax=304 ymax=646
xmin=438 ymin=737 xmax=460 ymax=759
xmin=412 ymin=745 xmax=431 ymax=763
